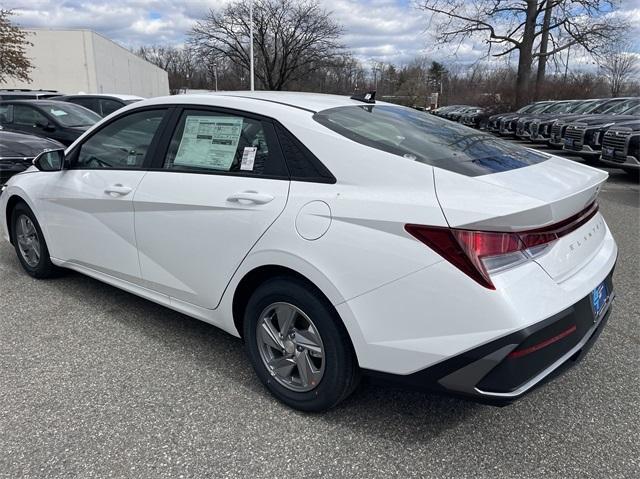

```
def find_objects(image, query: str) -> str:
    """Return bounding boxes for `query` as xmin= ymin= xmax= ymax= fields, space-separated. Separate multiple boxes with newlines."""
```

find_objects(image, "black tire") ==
xmin=624 ymin=169 xmax=639 ymax=181
xmin=10 ymin=202 xmax=59 ymax=279
xmin=244 ymin=276 xmax=360 ymax=412
xmin=582 ymin=156 xmax=602 ymax=166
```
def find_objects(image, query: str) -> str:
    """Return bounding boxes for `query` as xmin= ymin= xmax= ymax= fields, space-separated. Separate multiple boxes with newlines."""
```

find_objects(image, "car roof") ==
xmin=60 ymin=93 xmax=144 ymax=101
xmin=152 ymin=91 xmax=395 ymax=114
xmin=0 ymin=99 xmax=77 ymax=107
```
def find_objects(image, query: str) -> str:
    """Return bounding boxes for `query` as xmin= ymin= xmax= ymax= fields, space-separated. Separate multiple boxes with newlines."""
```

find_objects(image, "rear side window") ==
xmin=69 ymin=97 xmax=99 ymax=114
xmin=74 ymin=109 xmax=165 ymax=169
xmin=100 ymin=99 xmax=123 ymax=116
xmin=313 ymin=105 xmax=548 ymax=177
xmin=162 ymin=110 xmax=287 ymax=177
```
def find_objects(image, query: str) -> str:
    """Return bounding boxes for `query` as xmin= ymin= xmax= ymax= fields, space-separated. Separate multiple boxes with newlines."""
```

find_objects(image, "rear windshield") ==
xmin=313 ymin=105 xmax=548 ymax=176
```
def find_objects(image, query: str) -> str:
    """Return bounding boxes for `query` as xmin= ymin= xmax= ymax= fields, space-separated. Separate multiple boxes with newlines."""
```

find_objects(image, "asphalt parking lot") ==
xmin=0 ymin=150 xmax=638 ymax=478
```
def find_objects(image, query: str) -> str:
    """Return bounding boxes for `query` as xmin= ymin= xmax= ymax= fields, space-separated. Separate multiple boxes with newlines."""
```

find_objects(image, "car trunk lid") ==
xmin=433 ymin=155 xmax=608 ymax=282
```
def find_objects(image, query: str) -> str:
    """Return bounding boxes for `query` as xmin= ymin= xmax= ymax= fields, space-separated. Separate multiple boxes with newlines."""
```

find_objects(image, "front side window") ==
xmin=13 ymin=105 xmax=48 ymax=126
xmin=0 ymin=104 xmax=14 ymax=124
xmin=313 ymin=105 xmax=548 ymax=176
xmin=163 ymin=110 xmax=278 ymax=176
xmin=74 ymin=109 xmax=165 ymax=169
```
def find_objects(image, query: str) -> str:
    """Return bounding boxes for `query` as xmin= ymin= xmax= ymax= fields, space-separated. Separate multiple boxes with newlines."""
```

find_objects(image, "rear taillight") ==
xmin=405 ymin=202 xmax=598 ymax=290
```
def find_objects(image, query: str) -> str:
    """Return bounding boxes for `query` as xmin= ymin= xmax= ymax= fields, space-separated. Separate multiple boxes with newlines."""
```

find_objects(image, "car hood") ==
xmin=0 ymin=130 xmax=64 ymax=158
xmin=607 ymin=120 xmax=640 ymax=132
xmin=568 ymin=114 xmax=640 ymax=127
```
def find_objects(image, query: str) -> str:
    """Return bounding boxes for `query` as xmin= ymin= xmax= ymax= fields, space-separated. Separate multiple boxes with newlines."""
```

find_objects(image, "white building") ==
xmin=0 ymin=29 xmax=169 ymax=97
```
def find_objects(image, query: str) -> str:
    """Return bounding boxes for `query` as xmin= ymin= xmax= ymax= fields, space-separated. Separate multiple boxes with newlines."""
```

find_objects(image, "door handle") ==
xmin=104 ymin=184 xmax=133 ymax=197
xmin=226 ymin=191 xmax=274 ymax=205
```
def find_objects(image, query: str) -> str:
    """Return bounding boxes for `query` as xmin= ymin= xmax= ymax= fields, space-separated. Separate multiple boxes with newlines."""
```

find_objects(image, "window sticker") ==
xmin=50 ymin=109 xmax=68 ymax=117
xmin=240 ymin=146 xmax=257 ymax=171
xmin=173 ymin=116 xmax=243 ymax=170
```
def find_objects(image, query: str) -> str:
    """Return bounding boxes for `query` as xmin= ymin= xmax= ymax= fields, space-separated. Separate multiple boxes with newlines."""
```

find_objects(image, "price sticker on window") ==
xmin=240 ymin=146 xmax=257 ymax=171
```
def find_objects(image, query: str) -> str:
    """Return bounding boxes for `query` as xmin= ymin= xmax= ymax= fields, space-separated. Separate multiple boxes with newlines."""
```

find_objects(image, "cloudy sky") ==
xmin=5 ymin=0 xmax=640 ymax=69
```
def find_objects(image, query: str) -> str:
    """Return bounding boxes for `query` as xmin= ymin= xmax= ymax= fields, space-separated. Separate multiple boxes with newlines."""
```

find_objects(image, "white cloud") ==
xmin=4 ymin=0 xmax=639 ymax=69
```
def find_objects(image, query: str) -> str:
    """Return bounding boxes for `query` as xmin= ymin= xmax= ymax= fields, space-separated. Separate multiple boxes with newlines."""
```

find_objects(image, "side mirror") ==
xmin=33 ymin=149 xmax=65 ymax=171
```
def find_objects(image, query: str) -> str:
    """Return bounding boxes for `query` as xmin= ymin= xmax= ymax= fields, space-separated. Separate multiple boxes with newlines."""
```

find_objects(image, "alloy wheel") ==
xmin=256 ymin=302 xmax=325 ymax=392
xmin=15 ymin=214 xmax=41 ymax=268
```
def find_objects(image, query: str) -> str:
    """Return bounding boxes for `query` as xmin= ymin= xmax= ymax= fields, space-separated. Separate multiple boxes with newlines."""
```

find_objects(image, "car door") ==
xmin=42 ymin=107 xmax=170 ymax=281
xmin=133 ymin=107 xmax=290 ymax=309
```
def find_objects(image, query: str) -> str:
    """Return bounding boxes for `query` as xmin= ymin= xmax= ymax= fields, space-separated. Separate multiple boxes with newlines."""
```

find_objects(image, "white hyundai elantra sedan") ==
xmin=0 ymin=92 xmax=616 ymax=411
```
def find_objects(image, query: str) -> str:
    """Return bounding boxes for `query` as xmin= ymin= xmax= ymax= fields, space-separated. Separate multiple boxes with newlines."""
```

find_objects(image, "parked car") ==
xmin=498 ymin=101 xmax=556 ymax=136
xmin=515 ymin=100 xmax=581 ymax=139
xmin=562 ymin=103 xmax=640 ymax=161
xmin=432 ymin=105 xmax=469 ymax=118
xmin=0 ymin=89 xmax=61 ymax=100
xmin=54 ymin=94 xmax=144 ymax=117
xmin=0 ymin=130 xmax=64 ymax=185
xmin=0 ymin=99 xmax=101 ymax=145
xmin=600 ymin=120 xmax=640 ymax=175
xmin=0 ymin=92 xmax=616 ymax=412
xmin=460 ymin=104 xmax=505 ymax=129
xmin=529 ymin=99 xmax=602 ymax=143
xmin=548 ymin=97 xmax=638 ymax=148
xmin=487 ymin=103 xmax=535 ymax=133
xmin=445 ymin=106 xmax=479 ymax=122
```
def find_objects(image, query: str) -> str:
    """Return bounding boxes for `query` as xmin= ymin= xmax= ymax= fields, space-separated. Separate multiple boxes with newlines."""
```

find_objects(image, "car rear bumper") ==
xmin=336 ymin=214 xmax=617 ymax=401
xmin=365 ymin=269 xmax=615 ymax=405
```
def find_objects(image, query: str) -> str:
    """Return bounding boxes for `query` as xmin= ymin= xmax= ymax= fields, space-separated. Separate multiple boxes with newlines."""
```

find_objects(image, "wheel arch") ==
xmin=5 ymin=194 xmax=28 ymax=245
xmin=232 ymin=264 xmax=334 ymax=339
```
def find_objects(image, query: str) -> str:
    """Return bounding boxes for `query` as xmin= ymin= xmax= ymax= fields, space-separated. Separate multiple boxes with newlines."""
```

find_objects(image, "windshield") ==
xmin=590 ymin=99 xmax=625 ymax=114
xmin=40 ymin=102 xmax=101 ymax=127
xmin=543 ymin=102 xmax=572 ymax=113
xmin=603 ymin=99 xmax=640 ymax=115
xmin=527 ymin=102 xmax=554 ymax=114
xmin=624 ymin=104 xmax=640 ymax=115
xmin=569 ymin=101 xmax=595 ymax=114
xmin=313 ymin=105 xmax=548 ymax=177
xmin=517 ymin=104 xmax=538 ymax=113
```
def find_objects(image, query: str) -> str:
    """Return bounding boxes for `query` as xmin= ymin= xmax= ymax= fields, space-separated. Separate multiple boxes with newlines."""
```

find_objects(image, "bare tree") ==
xmin=418 ymin=0 xmax=626 ymax=106
xmin=135 ymin=45 xmax=198 ymax=94
xmin=597 ymin=41 xmax=639 ymax=97
xmin=188 ymin=0 xmax=343 ymax=91
xmin=0 ymin=9 xmax=32 ymax=83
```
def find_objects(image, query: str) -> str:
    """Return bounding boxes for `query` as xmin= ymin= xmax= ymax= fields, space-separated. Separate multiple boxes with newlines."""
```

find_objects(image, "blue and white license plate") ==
xmin=565 ymin=138 xmax=574 ymax=147
xmin=603 ymin=147 xmax=614 ymax=157
xmin=591 ymin=281 xmax=609 ymax=319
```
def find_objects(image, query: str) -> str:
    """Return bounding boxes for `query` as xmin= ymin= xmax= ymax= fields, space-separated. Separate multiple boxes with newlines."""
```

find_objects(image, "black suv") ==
xmin=53 ymin=94 xmax=142 ymax=117
xmin=0 ymin=89 xmax=61 ymax=100
xmin=0 ymin=99 xmax=101 ymax=145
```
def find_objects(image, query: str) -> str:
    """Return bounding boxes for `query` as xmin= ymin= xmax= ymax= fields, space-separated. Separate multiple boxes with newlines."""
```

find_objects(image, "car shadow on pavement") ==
xmin=43 ymin=266 xmax=482 ymax=437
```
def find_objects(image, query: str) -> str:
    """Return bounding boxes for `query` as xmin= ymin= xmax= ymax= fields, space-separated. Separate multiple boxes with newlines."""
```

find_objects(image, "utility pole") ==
xmin=249 ymin=0 xmax=255 ymax=91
